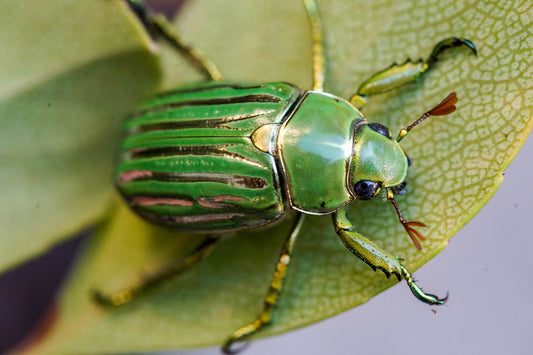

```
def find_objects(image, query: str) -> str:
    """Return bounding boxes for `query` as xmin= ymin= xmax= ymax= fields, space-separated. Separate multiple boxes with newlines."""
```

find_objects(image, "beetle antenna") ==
xmin=387 ymin=189 xmax=426 ymax=250
xmin=397 ymin=92 xmax=458 ymax=142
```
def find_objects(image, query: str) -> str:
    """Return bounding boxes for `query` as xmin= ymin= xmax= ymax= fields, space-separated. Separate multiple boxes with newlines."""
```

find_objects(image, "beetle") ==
xmin=94 ymin=0 xmax=477 ymax=353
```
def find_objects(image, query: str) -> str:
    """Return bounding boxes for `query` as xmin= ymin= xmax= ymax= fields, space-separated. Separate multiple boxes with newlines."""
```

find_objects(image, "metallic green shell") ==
xmin=278 ymin=92 xmax=364 ymax=214
xmin=116 ymin=82 xmax=301 ymax=232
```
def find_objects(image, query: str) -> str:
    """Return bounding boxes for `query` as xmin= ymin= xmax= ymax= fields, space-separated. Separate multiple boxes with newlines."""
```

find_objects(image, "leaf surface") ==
xmin=0 ymin=0 xmax=161 ymax=271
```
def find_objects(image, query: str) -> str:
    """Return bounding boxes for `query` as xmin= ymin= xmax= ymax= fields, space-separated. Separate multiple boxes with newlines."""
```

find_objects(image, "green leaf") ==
xmin=27 ymin=0 xmax=532 ymax=353
xmin=0 ymin=0 xmax=161 ymax=272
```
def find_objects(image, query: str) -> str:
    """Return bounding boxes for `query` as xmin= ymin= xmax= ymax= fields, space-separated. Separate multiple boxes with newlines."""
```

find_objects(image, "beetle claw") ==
xmin=400 ymin=264 xmax=449 ymax=305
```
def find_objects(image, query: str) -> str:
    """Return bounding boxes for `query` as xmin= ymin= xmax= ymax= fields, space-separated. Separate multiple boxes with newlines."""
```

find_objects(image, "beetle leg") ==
xmin=222 ymin=213 xmax=306 ymax=354
xmin=303 ymin=0 xmax=326 ymax=92
xmin=126 ymin=0 xmax=224 ymax=81
xmin=92 ymin=235 xmax=221 ymax=307
xmin=349 ymin=37 xmax=476 ymax=109
xmin=333 ymin=207 xmax=445 ymax=305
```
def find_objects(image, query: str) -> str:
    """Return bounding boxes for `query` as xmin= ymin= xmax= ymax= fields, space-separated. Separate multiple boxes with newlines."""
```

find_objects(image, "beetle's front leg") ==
xmin=349 ymin=37 xmax=476 ymax=110
xmin=333 ymin=207 xmax=445 ymax=305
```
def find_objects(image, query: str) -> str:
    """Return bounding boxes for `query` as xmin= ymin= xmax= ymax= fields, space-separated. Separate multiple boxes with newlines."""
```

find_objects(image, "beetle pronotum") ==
xmin=93 ymin=0 xmax=477 ymax=352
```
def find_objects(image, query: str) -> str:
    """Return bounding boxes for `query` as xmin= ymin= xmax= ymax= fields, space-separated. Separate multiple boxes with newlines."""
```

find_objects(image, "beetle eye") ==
xmin=353 ymin=180 xmax=381 ymax=200
xmin=368 ymin=123 xmax=391 ymax=138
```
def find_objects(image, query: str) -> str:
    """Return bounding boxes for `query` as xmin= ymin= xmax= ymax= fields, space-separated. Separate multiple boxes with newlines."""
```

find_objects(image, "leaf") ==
xmin=26 ymin=0 xmax=532 ymax=353
xmin=0 ymin=0 xmax=161 ymax=272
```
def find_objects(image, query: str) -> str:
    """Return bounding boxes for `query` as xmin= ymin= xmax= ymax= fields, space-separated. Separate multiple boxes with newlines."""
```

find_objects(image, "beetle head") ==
xmin=349 ymin=122 xmax=409 ymax=200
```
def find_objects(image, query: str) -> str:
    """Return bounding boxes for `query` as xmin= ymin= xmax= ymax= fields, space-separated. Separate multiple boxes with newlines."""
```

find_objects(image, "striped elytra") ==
xmin=116 ymin=82 xmax=303 ymax=232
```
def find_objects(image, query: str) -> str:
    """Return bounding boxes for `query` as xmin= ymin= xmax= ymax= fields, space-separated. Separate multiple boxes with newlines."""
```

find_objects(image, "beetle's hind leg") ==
xmin=92 ymin=235 xmax=221 ymax=307
xmin=350 ymin=38 xmax=476 ymax=110
xmin=126 ymin=0 xmax=224 ymax=81
xmin=222 ymin=214 xmax=305 ymax=354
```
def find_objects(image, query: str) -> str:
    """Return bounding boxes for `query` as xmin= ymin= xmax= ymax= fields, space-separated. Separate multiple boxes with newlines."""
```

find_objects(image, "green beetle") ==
xmin=95 ymin=0 xmax=477 ymax=352
xmin=118 ymin=82 xmax=409 ymax=229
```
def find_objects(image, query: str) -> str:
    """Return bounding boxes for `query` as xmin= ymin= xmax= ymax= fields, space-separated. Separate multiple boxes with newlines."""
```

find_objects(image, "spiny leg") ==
xmin=127 ymin=0 xmax=224 ymax=81
xmin=303 ymin=0 xmax=326 ymax=92
xmin=333 ymin=207 xmax=445 ymax=305
xmin=222 ymin=213 xmax=306 ymax=354
xmin=92 ymin=235 xmax=221 ymax=307
xmin=350 ymin=37 xmax=476 ymax=109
